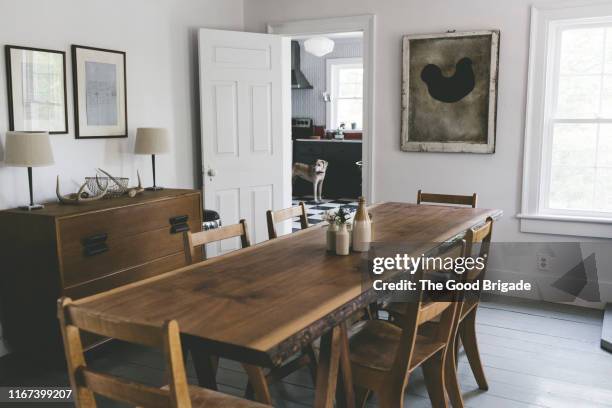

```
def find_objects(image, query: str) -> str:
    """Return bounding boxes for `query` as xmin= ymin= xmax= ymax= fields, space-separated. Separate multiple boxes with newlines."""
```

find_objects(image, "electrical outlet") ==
xmin=537 ymin=253 xmax=552 ymax=271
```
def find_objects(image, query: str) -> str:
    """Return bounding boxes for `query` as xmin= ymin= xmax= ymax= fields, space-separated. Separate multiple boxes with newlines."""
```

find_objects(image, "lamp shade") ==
xmin=134 ymin=128 xmax=170 ymax=155
xmin=304 ymin=37 xmax=335 ymax=57
xmin=4 ymin=131 xmax=54 ymax=167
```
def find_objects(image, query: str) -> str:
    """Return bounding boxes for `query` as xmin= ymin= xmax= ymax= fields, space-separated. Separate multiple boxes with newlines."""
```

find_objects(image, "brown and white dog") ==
xmin=293 ymin=159 xmax=328 ymax=202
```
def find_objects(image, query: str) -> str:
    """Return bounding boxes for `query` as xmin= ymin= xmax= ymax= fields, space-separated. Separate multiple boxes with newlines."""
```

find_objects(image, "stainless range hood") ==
xmin=291 ymin=41 xmax=313 ymax=90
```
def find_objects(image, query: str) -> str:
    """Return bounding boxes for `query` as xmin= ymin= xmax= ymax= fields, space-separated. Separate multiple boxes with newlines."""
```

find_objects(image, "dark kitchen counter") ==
xmin=293 ymin=139 xmax=362 ymax=199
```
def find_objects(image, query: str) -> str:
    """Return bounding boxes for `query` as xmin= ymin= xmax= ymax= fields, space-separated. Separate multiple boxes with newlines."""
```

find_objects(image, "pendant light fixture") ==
xmin=304 ymin=36 xmax=335 ymax=57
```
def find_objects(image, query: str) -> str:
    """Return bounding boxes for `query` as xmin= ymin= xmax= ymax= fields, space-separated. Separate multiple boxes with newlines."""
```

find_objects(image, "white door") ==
xmin=199 ymin=29 xmax=292 ymax=256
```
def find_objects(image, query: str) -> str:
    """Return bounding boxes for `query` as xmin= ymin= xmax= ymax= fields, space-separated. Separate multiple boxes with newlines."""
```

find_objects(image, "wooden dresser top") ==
xmin=0 ymin=189 xmax=201 ymax=218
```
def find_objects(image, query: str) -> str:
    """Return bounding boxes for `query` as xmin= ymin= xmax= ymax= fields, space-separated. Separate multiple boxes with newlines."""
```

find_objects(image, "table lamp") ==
xmin=134 ymin=128 xmax=170 ymax=190
xmin=4 ymin=131 xmax=54 ymax=210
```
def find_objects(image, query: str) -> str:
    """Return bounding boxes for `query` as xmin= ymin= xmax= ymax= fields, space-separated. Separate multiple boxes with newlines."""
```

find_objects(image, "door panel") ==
xmin=199 ymin=29 xmax=291 ymax=256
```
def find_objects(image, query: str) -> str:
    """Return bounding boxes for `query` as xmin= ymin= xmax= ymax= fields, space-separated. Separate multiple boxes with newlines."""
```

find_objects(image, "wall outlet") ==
xmin=537 ymin=253 xmax=552 ymax=271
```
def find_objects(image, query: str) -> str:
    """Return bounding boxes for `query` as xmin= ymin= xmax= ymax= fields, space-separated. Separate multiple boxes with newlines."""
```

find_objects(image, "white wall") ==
xmin=292 ymin=38 xmax=362 ymax=126
xmin=0 ymin=0 xmax=243 ymax=357
xmin=244 ymin=0 xmax=612 ymax=305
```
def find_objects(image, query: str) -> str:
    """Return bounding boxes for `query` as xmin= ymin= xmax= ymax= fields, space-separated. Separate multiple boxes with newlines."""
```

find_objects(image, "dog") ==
xmin=293 ymin=159 xmax=328 ymax=202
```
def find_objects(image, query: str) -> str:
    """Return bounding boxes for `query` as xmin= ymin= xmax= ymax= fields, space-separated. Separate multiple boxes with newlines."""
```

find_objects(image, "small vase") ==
xmin=352 ymin=197 xmax=372 ymax=252
xmin=326 ymin=223 xmax=338 ymax=252
xmin=335 ymin=223 xmax=350 ymax=256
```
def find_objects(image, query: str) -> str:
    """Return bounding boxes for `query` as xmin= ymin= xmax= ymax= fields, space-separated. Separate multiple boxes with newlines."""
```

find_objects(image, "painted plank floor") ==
xmin=3 ymin=295 xmax=610 ymax=407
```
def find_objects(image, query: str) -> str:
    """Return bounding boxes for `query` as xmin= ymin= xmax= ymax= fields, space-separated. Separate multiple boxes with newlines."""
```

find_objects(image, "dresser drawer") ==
xmin=57 ymin=194 xmax=201 ymax=250
xmin=63 ymin=252 xmax=188 ymax=299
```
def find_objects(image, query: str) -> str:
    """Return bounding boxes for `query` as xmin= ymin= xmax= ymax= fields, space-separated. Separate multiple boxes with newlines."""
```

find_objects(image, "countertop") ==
xmin=294 ymin=138 xmax=362 ymax=144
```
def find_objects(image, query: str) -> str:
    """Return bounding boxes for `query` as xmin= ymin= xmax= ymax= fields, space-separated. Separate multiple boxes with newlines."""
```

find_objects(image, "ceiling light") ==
xmin=304 ymin=37 xmax=335 ymax=57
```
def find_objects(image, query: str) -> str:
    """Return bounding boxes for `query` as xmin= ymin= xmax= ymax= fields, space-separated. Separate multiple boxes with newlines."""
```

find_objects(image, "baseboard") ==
xmin=602 ymin=304 xmax=612 ymax=353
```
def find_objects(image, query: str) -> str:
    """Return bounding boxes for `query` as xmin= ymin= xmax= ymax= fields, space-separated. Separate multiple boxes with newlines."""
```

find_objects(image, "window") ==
xmin=521 ymin=3 xmax=612 ymax=238
xmin=326 ymin=58 xmax=363 ymax=130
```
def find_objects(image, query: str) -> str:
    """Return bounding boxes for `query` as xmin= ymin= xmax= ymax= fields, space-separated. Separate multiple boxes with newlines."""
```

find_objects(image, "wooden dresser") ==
xmin=0 ymin=189 xmax=202 ymax=358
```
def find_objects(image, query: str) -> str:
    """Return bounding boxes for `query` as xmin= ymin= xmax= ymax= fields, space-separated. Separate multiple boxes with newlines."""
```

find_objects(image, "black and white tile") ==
xmin=291 ymin=196 xmax=359 ymax=232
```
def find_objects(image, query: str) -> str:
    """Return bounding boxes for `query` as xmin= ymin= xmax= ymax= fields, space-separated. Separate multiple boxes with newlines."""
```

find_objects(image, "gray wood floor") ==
xmin=5 ymin=295 xmax=611 ymax=407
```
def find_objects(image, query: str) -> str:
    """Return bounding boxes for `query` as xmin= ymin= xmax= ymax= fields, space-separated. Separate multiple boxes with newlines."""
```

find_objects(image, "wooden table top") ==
xmin=74 ymin=202 xmax=502 ymax=367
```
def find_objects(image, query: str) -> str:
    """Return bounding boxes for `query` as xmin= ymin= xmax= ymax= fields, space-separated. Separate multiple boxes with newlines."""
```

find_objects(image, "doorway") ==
xmin=268 ymin=15 xmax=375 ymax=231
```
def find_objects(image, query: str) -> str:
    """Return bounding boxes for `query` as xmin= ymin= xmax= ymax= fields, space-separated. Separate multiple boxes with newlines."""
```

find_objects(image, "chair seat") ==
xmin=349 ymin=320 xmax=446 ymax=373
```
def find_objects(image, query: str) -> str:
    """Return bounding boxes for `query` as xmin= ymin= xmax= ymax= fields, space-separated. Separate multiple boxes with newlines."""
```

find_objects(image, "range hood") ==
xmin=291 ymin=41 xmax=313 ymax=90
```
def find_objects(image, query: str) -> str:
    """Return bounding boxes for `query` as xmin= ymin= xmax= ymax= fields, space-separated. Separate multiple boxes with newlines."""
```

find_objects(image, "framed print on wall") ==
xmin=71 ymin=45 xmax=127 ymax=139
xmin=400 ymin=30 xmax=499 ymax=153
xmin=5 ymin=45 xmax=68 ymax=134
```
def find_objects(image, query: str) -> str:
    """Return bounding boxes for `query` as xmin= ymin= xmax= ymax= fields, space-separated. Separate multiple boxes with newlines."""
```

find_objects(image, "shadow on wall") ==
xmin=190 ymin=27 xmax=203 ymax=189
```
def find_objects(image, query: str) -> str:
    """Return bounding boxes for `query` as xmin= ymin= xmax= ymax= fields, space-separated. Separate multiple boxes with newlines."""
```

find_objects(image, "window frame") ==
xmin=325 ymin=57 xmax=363 ymax=130
xmin=520 ymin=2 xmax=612 ymax=238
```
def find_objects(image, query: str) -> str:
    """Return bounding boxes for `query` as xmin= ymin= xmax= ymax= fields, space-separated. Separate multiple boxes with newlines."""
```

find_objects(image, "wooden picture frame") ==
xmin=5 ymin=45 xmax=68 ymax=134
xmin=71 ymin=45 xmax=127 ymax=139
xmin=400 ymin=30 xmax=499 ymax=154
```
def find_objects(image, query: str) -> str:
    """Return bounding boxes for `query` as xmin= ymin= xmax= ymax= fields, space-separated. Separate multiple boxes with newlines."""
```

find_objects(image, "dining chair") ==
xmin=348 ymin=240 xmax=468 ymax=408
xmin=417 ymin=189 xmax=478 ymax=208
xmin=183 ymin=219 xmax=250 ymax=264
xmin=57 ymin=297 xmax=269 ymax=408
xmin=266 ymin=202 xmax=309 ymax=239
xmin=387 ymin=218 xmax=494 ymax=407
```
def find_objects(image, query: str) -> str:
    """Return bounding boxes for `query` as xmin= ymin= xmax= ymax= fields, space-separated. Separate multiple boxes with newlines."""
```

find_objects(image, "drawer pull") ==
xmin=169 ymin=215 xmax=189 ymax=234
xmin=82 ymin=233 xmax=108 ymax=257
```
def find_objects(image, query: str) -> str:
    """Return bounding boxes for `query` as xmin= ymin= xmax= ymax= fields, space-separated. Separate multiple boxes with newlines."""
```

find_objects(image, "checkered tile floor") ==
xmin=291 ymin=196 xmax=359 ymax=232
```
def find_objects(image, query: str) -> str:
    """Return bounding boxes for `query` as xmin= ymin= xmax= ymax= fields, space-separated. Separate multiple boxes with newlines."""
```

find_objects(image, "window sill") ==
xmin=517 ymin=213 xmax=612 ymax=239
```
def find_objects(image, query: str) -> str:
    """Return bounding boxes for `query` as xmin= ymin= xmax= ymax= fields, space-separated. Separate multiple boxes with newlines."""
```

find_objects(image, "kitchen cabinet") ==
xmin=293 ymin=140 xmax=362 ymax=199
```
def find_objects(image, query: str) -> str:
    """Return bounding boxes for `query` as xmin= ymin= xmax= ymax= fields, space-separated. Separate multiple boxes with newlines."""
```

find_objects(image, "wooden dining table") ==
xmin=72 ymin=202 xmax=502 ymax=407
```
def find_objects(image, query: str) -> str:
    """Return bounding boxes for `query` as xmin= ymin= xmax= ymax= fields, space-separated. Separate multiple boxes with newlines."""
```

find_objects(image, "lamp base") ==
xmin=19 ymin=204 xmax=44 ymax=211
xmin=145 ymin=186 xmax=164 ymax=191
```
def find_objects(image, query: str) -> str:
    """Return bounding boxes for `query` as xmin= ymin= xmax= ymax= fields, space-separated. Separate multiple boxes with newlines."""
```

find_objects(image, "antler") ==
xmin=56 ymin=175 xmax=109 ymax=204
xmin=97 ymin=168 xmax=144 ymax=198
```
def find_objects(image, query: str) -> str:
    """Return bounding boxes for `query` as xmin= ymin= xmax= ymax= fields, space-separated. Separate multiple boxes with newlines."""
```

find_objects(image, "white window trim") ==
xmin=519 ymin=1 xmax=612 ymax=239
xmin=325 ymin=57 xmax=363 ymax=130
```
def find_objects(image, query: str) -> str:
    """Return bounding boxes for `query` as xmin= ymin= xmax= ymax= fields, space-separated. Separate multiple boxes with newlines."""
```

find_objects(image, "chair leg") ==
xmin=243 ymin=364 xmax=273 ymax=404
xmin=306 ymin=345 xmax=318 ymax=385
xmin=422 ymin=352 xmax=448 ymax=408
xmin=460 ymin=309 xmax=488 ymax=391
xmin=378 ymin=388 xmax=405 ymax=408
xmin=445 ymin=335 xmax=464 ymax=408
xmin=354 ymin=386 xmax=370 ymax=408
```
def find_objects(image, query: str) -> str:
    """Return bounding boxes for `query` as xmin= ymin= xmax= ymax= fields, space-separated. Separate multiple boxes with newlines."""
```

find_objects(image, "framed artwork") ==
xmin=71 ymin=45 xmax=127 ymax=139
xmin=400 ymin=30 xmax=499 ymax=153
xmin=5 ymin=45 xmax=68 ymax=134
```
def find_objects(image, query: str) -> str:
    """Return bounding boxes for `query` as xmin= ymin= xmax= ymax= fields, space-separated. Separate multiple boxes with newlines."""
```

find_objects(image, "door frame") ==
xmin=268 ymin=14 xmax=376 ymax=203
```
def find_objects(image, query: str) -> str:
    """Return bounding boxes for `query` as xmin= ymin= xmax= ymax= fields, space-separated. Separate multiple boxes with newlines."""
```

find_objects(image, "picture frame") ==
xmin=5 ymin=45 xmax=68 ymax=134
xmin=400 ymin=30 xmax=499 ymax=154
xmin=71 ymin=45 xmax=127 ymax=139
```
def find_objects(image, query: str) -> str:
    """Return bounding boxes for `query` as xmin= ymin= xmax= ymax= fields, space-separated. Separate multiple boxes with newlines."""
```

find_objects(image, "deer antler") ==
xmin=97 ymin=168 xmax=144 ymax=198
xmin=56 ymin=175 xmax=109 ymax=204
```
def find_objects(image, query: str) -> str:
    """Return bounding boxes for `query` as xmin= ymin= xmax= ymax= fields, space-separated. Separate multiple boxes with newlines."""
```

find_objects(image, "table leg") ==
xmin=314 ymin=325 xmax=342 ymax=408
xmin=189 ymin=344 xmax=218 ymax=390
xmin=336 ymin=323 xmax=355 ymax=408
xmin=243 ymin=364 xmax=273 ymax=404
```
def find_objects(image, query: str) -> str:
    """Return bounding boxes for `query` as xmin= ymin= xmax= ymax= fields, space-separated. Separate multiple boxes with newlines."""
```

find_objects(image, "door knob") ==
xmin=207 ymin=168 xmax=217 ymax=177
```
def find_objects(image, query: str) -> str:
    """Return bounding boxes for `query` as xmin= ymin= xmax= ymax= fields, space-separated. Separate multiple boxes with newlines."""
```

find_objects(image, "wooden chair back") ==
xmin=266 ymin=203 xmax=309 ymax=239
xmin=389 ymin=239 xmax=468 ymax=382
xmin=183 ymin=219 xmax=250 ymax=264
xmin=57 ymin=297 xmax=191 ymax=408
xmin=461 ymin=217 xmax=494 ymax=309
xmin=417 ymin=189 xmax=478 ymax=208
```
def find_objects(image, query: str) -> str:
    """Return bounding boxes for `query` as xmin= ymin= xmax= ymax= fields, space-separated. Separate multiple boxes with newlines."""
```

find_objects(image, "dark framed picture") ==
xmin=400 ymin=30 xmax=499 ymax=153
xmin=71 ymin=45 xmax=127 ymax=139
xmin=5 ymin=45 xmax=68 ymax=134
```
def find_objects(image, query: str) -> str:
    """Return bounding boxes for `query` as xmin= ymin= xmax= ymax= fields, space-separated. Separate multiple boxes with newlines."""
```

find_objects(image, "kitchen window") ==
xmin=520 ymin=3 xmax=612 ymax=238
xmin=326 ymin=58 xmax=363 ymax=130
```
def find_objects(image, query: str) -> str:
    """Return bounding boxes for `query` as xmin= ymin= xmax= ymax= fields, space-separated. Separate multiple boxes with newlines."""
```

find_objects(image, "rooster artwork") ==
xmin=400 ymin=31 xmax=499 ymax=153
